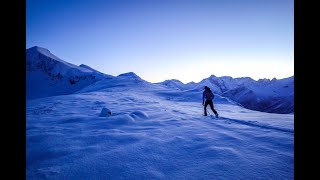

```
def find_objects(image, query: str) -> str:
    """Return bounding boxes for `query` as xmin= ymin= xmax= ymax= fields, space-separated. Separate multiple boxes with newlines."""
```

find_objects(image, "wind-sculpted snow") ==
xmin=27 ymin=87 xmax=293 ymax=179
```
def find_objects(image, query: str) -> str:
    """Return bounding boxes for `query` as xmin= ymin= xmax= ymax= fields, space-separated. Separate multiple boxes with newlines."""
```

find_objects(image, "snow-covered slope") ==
xmin=26 ymin=46 xmax=113 ymax=100
xmin=76 ymin=72 xmax=159 ymax=94
xmin=156 ymin=79 xmax=187 ymax=90
xmin=160 ymin=75 xmax=294 ymax=114
xmin=79 ymin=64 xmax=104 ymax=75
xmin=76 ymin=72 xmax=238 ymax=106
xmin=27 ymin=80 xmax=293 ymax=179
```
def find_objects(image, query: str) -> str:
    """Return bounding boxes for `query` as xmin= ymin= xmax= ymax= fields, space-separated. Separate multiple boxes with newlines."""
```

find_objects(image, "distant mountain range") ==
xmin=26 ymin=46 xmax=293 ymax=114
xmin=157 ymin=75 xmax=294 ymax=114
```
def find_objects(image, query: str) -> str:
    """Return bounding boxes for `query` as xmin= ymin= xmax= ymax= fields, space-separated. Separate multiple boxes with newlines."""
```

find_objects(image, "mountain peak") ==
xmin=164 ymin=79 xmax=183 ymax=83
xmin=28 ymin=45 xmax=48 ymax=50
xmin=118 ymin=72 xmax=141 ymax=79
xmin=236 ymin=77 xmax=254 ymax=82
xmin=27 ymin=46 xmax=51 ymax=54
xmin=27 ymin=46 xmax=62 ymax=61
xmin=79 ymin=64 xmax=98 ymax=72
xmin=209 ymin=74 xmax=217 ymax=78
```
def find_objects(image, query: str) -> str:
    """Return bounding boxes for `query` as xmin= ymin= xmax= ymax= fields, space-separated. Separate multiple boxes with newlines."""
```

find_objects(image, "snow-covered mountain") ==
xmin=76 ymin=71 xmax=159 ymax=94
xmin=159 ymin=75 xmax=294 ymax=114
xmin=79 ymin=64 xmax=105 ymax=75
xmin=155 ymin=79 xmax=186 ymax=90
xmin=26 ymin=46 xmax=113 ymax=99
xmin=222 ymin=76 xmax=294 ymax=114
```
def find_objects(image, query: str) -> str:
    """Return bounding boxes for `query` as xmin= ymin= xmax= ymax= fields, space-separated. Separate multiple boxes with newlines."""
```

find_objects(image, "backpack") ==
xmin=206 ymin=90 xmax=214 ymax=100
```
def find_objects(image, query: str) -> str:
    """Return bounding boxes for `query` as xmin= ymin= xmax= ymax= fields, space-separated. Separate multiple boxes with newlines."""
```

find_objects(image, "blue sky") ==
xmin=27 ymin=0 xmax=293 ymax=83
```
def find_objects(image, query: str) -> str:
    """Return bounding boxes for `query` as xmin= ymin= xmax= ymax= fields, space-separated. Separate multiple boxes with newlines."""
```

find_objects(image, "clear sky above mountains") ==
xmin=27 ymin=0 xmax=293 ymax=83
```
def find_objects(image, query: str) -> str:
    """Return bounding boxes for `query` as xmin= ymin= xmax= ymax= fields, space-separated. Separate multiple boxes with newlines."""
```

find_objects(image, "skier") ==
xmin=202 ymin=86 xmax=219 ymax=117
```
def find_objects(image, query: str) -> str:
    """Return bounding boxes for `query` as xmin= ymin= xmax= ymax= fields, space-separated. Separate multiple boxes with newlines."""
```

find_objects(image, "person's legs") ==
xmin=204 ymin=100 xmax=209 ymax=116
xmin=209 ymin=101 xmax=218 ymax=117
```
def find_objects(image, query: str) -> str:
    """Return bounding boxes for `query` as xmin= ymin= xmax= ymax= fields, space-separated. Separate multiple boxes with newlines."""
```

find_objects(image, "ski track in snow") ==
xmin=27 ymin=90 xmax=293 ymax=179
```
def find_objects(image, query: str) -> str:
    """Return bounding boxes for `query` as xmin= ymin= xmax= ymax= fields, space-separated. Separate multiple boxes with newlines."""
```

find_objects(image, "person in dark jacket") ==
xmin=202 ymin=86 xmax=219 ymax=117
